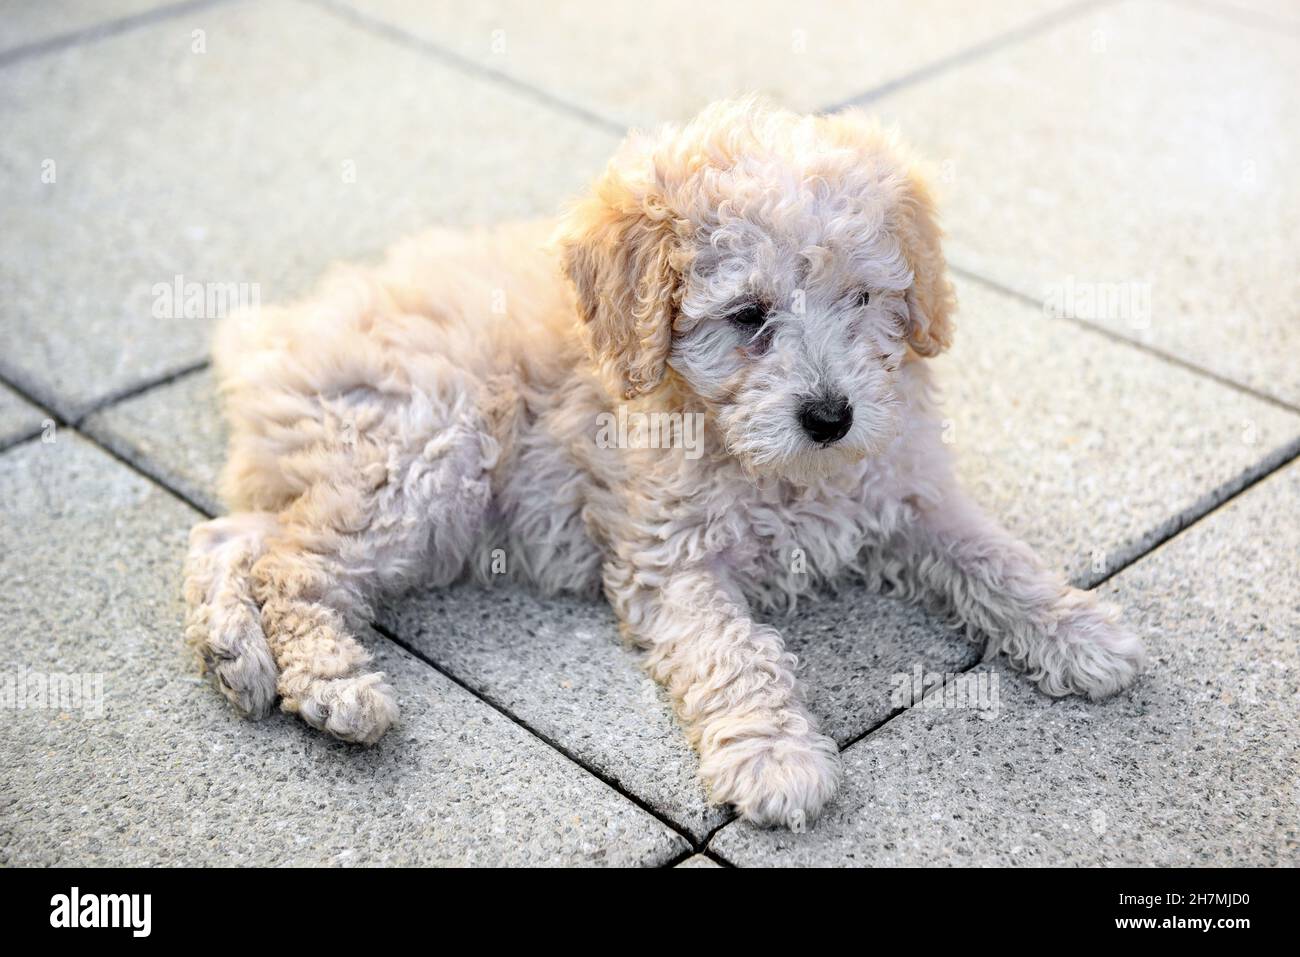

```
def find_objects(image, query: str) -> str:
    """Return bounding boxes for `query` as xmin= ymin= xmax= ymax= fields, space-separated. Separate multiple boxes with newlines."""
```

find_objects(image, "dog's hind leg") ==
xmin=183 ymin=512 xmax=281 ymax=719
xmin=248 ymin=387 xmax=497 ymax=745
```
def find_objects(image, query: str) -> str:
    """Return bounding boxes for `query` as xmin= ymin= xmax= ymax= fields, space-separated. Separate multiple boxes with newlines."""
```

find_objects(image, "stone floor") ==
xmin=1 ymin=0 xmax=1296 ymax=867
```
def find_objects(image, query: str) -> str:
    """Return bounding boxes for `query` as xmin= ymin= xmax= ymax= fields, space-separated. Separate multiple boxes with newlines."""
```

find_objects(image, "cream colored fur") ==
xmin=184 ymin=99 xmax=1145 ymax=830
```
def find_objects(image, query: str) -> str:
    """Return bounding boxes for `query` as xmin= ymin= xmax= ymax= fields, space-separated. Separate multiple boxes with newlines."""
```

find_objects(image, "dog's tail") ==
xmin=182 ymin=512 xmax=281 ymax=719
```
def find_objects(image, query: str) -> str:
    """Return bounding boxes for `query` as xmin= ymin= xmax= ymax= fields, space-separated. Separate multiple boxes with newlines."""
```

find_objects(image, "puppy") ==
xmin=184 ymin=99 xmax=1145 ymax=830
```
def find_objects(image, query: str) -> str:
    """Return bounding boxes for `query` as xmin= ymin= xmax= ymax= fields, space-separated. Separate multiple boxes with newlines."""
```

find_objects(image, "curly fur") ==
xmin=183 ymin=98 xmax=1145 ymax=828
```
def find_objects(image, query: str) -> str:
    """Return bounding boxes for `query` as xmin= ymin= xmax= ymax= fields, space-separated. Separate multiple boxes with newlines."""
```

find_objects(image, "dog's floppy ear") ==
xmin=555 ymin=149 xmax=685 ymax=400
xmin=895 ymin=163 xmax=955 ymax=357
xmin=822 ymin=110 xmax=956 ymax=358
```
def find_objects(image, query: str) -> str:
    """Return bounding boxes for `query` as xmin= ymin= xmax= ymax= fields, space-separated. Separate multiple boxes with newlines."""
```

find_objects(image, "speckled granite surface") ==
xmin=2 ymin=0 xmax=1295 ymax=866
xmin=712 ymin=462 xmax=1300 ymax=865
xmin=0 ymin=435 xmax=686 ymax=866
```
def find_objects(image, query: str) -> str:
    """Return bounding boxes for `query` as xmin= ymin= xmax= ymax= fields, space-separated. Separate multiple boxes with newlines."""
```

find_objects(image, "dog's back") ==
xmin=210 ymin=220 xmax=587 ymax=513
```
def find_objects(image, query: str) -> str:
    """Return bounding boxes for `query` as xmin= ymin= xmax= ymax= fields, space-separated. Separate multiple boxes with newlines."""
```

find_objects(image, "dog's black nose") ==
xmin=798 ymin=396 xmax=854 ymax=444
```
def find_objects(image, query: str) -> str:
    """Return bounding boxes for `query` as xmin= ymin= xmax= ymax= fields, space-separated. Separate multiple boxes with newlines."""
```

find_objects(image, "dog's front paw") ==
xmin=281 ymin=671 xmax=399 ymax=745
xmin=1034 ymin=591 xmax=1147 ymax=701
xmin=700 ymin=724 xmax=842 ymax=831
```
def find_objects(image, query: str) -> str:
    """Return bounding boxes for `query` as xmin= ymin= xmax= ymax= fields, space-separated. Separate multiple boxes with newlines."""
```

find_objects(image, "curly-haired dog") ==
xmin=184 ymin=99 xmax=1145 ymax=830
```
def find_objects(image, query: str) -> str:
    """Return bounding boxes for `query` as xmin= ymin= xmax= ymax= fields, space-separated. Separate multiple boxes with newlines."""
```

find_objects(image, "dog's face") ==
xmin=559 ymin=99 xmax=954 ymax=483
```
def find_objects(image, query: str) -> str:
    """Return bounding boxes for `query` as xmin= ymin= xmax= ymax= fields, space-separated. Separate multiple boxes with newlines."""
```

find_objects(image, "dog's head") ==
xmin=558 ymin=98 xmax=954 ymax=482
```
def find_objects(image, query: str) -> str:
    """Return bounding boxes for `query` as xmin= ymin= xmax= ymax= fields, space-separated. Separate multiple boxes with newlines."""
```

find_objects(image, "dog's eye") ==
xmin=853 ymin=288 xmax=871 ymax=308
xmin=728 ymin=302 xmax=769 ymax=329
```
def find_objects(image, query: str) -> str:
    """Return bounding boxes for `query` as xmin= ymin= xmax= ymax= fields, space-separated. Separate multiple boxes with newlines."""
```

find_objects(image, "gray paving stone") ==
xmin=938 ymin=278 xmax=1300 ymax=586
xmin=712 ymin=461 xmax=1300 ymax=866
xmin=85 ymin=373 xmax=980 ymax=837
xmin=342 ymin=0 xmax=1079 ymax=126
xmin=0 ymin=0 xmax=617 ymax=419
xmin=0 ymin=380 xmax=44 ymax=448
xmin=0 ymin=434 xmax=688 ymax=866
xmin=378 ymin=266 xmax=1300 ymax=836
xmin=73 ymin=272 xmax=1300 ymax=836
xmin=83 ymin=366 xmax=225 ymax=515
xmin=675 ymin=854 xmax=721 ymax=868
xmin=0 ymin=0 xmax=172 ymax=56
xmin=380 ymin=585 xmax=728 ymax=841
xmin=874 ymin=0 xmax=1300 ymax=407
xmin=381 ymin=582 xmax=977 ymax=841
xmin=3 ymin=0 xmax=1293 ymax=873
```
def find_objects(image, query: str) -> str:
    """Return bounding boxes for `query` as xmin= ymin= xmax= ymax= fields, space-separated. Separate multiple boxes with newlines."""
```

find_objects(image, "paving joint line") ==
xmin=1065 ymin=437 xmax=1300 ymax=590
xmin=372 ymin=622 xmax=702 ymax=855
xmin=1087 ymin=435 xmax=1300 ymax=590
xmin=73 ymin=359 xmax=212 ymax=427
xmin=3 ymin=0 xmax=1291 ymax=867
xmin=0 ymin=370 xmax=65 ymax=434
xmin=0 ymin=426 xmax=43 ymax=456
xmin=0 ymin=362 xmax=704 ymax=855
xmin=817 ymin=443 xmax=1300 ymax=774
xmin=951 ymin=265 xmax=1300 ymax=417
xmin=0 ymin=366 xmax=699 ymax=860
xmin=833 ymin=705 xmax=912 ymax=760
xmin=698 ymin=811 xmax=742 ymax=860
xmin=0 ymin=362 xmax=79 ymax=433
xmin=701 ymin=389 xmax=1300 ymax=852
xmin=87 ymin=430 xmax=218 ymax=518
xmin=301 ymin=0 xmax=628 ymax=136
xmin=15 ymin=341 xmax=1296 ymax=858
xmin=0 ymin=365 xmax=220 ymax=521
xmin=821 ymin=0 xmax=1117 ymax=112
xmin=0 ymin=0 xmax=238 ymax=70
xmin=659 ymin=847 xmax=697 ymax=868
xmin=662 ymin=844 xmax=736 ymax=867
xmin=701 ymin=697 xmax=940 ymax=856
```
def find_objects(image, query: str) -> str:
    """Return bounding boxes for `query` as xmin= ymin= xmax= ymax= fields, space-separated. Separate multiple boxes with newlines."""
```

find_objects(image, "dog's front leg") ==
xmin=895 ymin=484 xmax=1146 ymax=700
xmin=611 ymin=565 xmax=840 ymax=830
